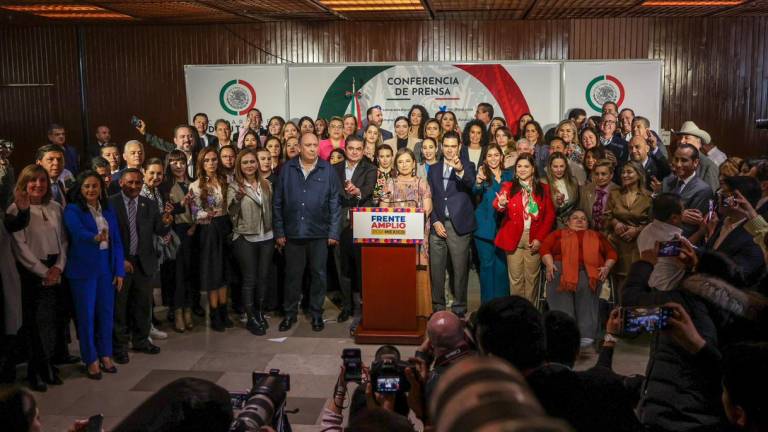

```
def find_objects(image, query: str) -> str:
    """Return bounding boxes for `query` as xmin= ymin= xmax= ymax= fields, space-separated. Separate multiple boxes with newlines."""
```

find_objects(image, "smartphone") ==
xmin=342 ymin=348 xmax=362 ymax=383
xmin=86 ymin=414 xmax=103 ymax=432
xmin=130 ymin=115 xmax=141 ymax=128
xmin=720 ymin=193 xmax=735 ymax=208
xmin=658 ymin=240 xmax=682 ymax=257
xmin=375 ymin=376 xmax=401 ymax=393
xmin=620 ymin=306 xmax=671 ymax=336
xmin=229 ymin=391 xmax=250 ymax=410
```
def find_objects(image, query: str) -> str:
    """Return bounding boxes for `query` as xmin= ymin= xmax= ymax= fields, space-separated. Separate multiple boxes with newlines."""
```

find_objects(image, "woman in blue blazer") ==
xmin=472 ymin=144 xmax=513 ymax=303
xmin=63 ymin=170 xmax=125 ymax=379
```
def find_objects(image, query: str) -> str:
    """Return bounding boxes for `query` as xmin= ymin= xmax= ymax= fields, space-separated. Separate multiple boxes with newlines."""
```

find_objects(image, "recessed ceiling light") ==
xmin=320 ymin=0 xmax=423 ymax=12
xmin=0 ymin=4 xmax=133 ymax=19
xmin=642 ymin=0 xmax=744 ymax=6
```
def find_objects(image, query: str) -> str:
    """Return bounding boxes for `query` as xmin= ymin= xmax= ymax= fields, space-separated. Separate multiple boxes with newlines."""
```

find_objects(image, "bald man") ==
xmin=419 ymin=311 xmax=476 ymax=401
xmin=628 ymin=135 xmax=671 ymax=190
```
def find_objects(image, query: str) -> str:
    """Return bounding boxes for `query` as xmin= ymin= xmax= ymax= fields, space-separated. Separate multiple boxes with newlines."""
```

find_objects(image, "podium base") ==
xmin=354 ymin=321 xmax=426 ymax=345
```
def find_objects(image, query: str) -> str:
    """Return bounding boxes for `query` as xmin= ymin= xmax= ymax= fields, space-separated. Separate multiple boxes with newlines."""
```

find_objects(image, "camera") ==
xmin=618 ymin=306 xmax=671 ymax=336
xmin=370 ymin=356 xmax=412 ymax=394
xmin=658 ymin=240 xmax=682 ymax=257
xmin=130 ymin=115 xmax=142 ymax=128
xmin=757 ymin=119 xmax=768 ymax=130
xmin=0 ymin=139 xmax=14 ymax=156
xmin=230 ymin=369 xmax=291 ymax=432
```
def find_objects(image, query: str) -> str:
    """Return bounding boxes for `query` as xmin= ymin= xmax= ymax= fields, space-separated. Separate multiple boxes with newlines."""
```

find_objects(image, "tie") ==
xmin=675 ymin=179 xmax=686 ymax=194
xmin=593 ymin=188 xmax=607 ymax=230
xmin=127 ymin=198 xmax=138 ymax=256
xmin=52 ymin=180 xmax=66 ymax=206
xmin=443 ymin=164 xmax=451 ymax=217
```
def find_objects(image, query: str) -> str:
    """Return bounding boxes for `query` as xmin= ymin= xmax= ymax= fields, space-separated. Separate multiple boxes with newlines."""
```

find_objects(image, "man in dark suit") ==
xmin=332 ymin=136 xmax=377 ymax=325
xmin=109 ymin=168 xmax=171 ymax=363
xmin=599 ymin=113 xmax=628 ymax=164
xmin=659 ymin=144 xmax=714 ymax=237
xmin=87 ymin=125 xmax=113 ymax=159
xmin=232 ymin=109 xmax=268 ymax=143
xmin=357 ymin=106 xmax=392 ymax=140
xmin=193 ymin=112 xmax=218 ymax=149
xmin=427 ymin=132 xmax=476 ymax=317
xmin=628 ymin=135 xmax=671 ymax=190
xmin=702 ymin=176 xmax=765 ymax=285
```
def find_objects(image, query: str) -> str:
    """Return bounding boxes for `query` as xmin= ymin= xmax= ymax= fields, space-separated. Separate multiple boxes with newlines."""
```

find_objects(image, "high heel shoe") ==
xmin=99 ymin=361 xmax=118 ymax=374
xmin=174 ymin=312 xmax=186 ymax=333
xmin=183 ymin=307 xmax=194 ymax=330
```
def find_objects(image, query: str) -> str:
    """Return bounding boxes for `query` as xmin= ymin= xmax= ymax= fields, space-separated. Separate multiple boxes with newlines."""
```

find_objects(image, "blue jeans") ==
xmin=475 ymin=237 xmax=509 ymax=304
xmin=284 ymin=238 xmax=328 ymax=319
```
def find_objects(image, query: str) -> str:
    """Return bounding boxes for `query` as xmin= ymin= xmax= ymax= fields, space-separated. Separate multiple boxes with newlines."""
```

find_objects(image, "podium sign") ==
xmin=351 ymin=208 xmax=425 ymax=244
xmin=351 ymin=208 xmax=427 ymax=345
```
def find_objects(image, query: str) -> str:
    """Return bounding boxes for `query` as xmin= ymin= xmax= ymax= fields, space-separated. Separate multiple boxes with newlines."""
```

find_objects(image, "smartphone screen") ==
xmin=342 ymin=348 xmax=362 ymax=383
xmin=658 ymin=240 xmax=682 ymax=257
xmin=622 ymin=307 xmax=670 ymax=336
xmin=375 ymin=376 xmax=400 ymax=393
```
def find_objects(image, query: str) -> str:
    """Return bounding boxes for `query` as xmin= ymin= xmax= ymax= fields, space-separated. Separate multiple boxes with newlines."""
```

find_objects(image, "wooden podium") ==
xmin=351 ymin=208 xmax=427 ymax=345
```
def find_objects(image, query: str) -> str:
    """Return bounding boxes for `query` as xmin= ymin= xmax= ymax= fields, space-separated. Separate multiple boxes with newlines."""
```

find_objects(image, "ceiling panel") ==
xmin=0 ymin=0 xmax=765 ymax=22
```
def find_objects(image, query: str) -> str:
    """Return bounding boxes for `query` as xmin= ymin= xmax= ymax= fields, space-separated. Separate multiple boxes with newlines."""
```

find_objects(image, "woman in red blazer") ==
xmin=493 ymin=153 xmax=555 ymax=302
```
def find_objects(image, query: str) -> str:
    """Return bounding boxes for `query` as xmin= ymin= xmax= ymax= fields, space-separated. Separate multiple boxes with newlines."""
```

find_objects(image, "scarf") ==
xmin=560 ymin=229 xmax=604 ymax=292
xmin=520 ymin=181 xmax=539 ymax=220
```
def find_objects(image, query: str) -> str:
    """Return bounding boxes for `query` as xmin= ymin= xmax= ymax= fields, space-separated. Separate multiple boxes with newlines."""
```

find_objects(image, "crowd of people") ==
xmin=1 ymin=98 xmax=768 ymax=431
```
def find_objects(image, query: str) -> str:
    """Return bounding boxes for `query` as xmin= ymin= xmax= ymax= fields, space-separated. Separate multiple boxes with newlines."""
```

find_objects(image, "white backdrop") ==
xmin=184 ymin=65 xmax=287 ymax=136
xmin=562 ymin=61 xmax=662 ymax=130
xmin=184 ymin=61 xmax=662 ymax=134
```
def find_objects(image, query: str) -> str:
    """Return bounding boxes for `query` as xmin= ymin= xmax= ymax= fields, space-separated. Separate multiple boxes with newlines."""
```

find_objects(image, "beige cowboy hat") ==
xmin=675 ymin=121 xmax=711 ymax=145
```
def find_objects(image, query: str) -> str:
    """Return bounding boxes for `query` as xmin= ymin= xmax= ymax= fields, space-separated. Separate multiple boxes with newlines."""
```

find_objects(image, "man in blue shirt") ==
xmin=274 ymin=132 xmax=341 ymax=332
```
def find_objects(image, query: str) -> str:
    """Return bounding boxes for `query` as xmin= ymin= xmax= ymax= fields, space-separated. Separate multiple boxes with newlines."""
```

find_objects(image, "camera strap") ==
xmin=434 ymin=344 xmax=472 ymax=368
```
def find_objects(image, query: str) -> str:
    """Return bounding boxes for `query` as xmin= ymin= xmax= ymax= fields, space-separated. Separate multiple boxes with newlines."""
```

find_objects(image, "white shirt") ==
xmin=88 ymin=203 xmax=109 ymax=250
xmin=637 ymin=220 xmax=685 ymax=291
xmin=7 ymin=201 xmax=68 ymax=278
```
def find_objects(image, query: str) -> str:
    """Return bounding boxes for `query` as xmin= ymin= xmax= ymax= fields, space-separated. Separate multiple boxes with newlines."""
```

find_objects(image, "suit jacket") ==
xmin=333 ymin=159 xmax=378 ymax=228
xmin=697 ymin=154 xmax=720 ymax=192
xmin=198 ymin=133 xmax=218 ymax=149
xmin=662 ymin=175 xmax=714 ymax=237
xmin=704 ymin=220 xmax=765 ymax=284
xmin=427 ymin=159 xmax=477 ymax=236
xmin=145 ymin=132 xmax=199 ymax=179
xmin=603 ymin=135 xmax=628 ymax=163
xmin=633 ymin=153 xmax=672 ymax=190
xmin=63 ymin=203 xmax=125 ymax=280
xmin=108 ymin=193 xmax=170 ymax=277
xmin=578 ymin=182 xmax=619 ymax=228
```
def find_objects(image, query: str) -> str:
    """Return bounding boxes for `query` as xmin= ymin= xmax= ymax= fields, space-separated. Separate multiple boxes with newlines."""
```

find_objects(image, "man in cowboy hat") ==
xmin=675 ymin=121 xmax=720 ymax=191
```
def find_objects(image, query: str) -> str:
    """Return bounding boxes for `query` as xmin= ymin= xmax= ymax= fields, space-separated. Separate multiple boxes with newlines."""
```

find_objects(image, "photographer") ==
xmin=414 ymin=311 xmax=477 ymax=401
xmin=322 ymin=346 xmax=428 ymax=431
xmin=623 ymin=241 xmax=768 ymax=432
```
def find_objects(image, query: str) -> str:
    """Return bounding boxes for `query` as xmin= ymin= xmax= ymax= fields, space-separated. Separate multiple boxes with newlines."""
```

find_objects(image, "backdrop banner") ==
xmin=184 ymin=64 xmax=287 ymax=136
xmin=288 ymin=62 xmax=561 ymax=136
xmin=562 ymin=61 xmax=662 ymax=130
xmin=184 ymin=61 xmax=662 ymax=138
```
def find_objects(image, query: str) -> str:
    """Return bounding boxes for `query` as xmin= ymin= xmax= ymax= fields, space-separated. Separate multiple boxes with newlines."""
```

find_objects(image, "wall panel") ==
xmin=1 ymin=17 xmax=767 ymax=167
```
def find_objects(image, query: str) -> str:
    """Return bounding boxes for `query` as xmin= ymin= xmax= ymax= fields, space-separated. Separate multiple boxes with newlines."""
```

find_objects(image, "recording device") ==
xmin=658 ymin=240 xmax=682 ymax=257
xmin=720 ymin=193 xmax=735 ymax=208
xmin=370 ymin=357 xmax=413 ymax=394
xmin=618 ymin=306 xmax=671 ymax=336
xmin=229 ymin=391 xmax=251 ymax=410
xmin=342 ymin=348 xmax=362 ymax=383
xmin=230 ymin=369 xmax=291 ymax=432
xmin=130 ymin=115 xmax=141 ymax=128
xmin=86 ymin=414 xmax=103 ymax=432
xmin=757 ymin=119 xmax=768 ymax=129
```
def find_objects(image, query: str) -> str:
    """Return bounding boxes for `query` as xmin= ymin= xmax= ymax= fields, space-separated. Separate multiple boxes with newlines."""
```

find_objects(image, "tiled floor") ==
xmin=26 ymin=273 xmax=650 ymax=431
